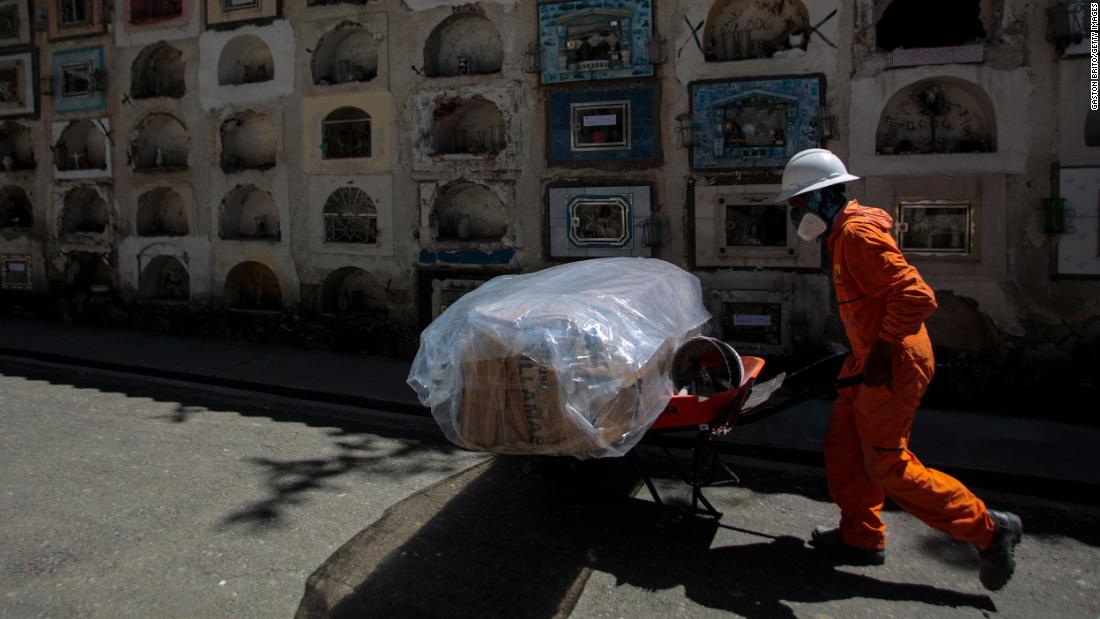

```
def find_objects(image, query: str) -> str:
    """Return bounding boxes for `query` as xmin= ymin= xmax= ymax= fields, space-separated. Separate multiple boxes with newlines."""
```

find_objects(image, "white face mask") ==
xmin=797 ymin=212 xmax=828 ymax=242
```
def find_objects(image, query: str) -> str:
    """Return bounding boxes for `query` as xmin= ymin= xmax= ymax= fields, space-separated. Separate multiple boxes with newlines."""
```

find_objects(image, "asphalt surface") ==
xmin=3 ymin=357 xmax=1100 ymax=618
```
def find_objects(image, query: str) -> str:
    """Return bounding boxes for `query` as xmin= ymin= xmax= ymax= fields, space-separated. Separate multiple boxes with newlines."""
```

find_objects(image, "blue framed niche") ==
xmin=51 ymin=46 xmax=107 ymax=114
xmin=547 ymin=84 xmax=657 ymax=165
xmin=547 ymin=183 xmax=655 ymax=259
xmin=690 ymin=74 xmax=825 ymax=171
xmin=537 ymin=0 xmax=655 ymax=85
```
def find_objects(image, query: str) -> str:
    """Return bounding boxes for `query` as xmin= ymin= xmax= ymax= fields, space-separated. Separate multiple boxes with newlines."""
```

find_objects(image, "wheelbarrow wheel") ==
xmin=671 ymin=336 xmax=744 ymax=398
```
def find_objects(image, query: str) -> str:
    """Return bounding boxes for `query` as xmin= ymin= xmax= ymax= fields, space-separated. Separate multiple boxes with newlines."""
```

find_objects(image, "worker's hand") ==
xmin=864 ymin=338 xmax=896 ymax=391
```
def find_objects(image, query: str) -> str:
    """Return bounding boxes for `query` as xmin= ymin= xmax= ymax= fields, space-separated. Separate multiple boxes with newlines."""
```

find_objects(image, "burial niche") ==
xmin=321 ymin=107 xmax=371 ymax=160
xmin=423 ymin=13 xmax=503 ymax=78
xmin=320 ymin=267 xmax=387 ymax=314
xmin=876 ymin=0 xmax=988 ymax=51
xmin=876 ymin=80 xmax=995 ymax=155
xmin=312 ymin=22 xmax=380 ymax=85
xmin=129 ymin=0 xmax=183 ymax=25
xmin=430 ymin=98 xmax=506 ymax=156
xmin=220 ymin=111 xmax=277 ymax=172
xmin=323 ymin=186 xmax=378 ymax=244
xmin=0 ymin=185 xmax=31 ymax=228
xmin=60 ymin=187 xmax=109 ymax=235
xmin=136 ymin=187 xmax=188 ymax=236
xmin=704 ymin=0 xmax=811 ymax=62
xmin=218 ymin=35 xmax=274 ymax=86
xmin=54 ymin=120 xmax=108 ymax=172
xmin=132 ymin=113 xmax=189 ymax=171
xmin=0 ymin=123 xmax=34 ymax=171
xmin=432 ymin=182 xmax=506 ymax=242
xmin=223 ymin=261 xmax=281 ymax=310
xmin=131 ymin=43 xmax=185 ymax=99
xmin=140 ymin=255 xmax=189 ymax=301
xmin=220 ymin=184 xmax=279 ymax=240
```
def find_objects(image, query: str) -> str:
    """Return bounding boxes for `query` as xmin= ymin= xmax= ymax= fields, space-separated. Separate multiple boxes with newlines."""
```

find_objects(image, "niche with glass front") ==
xmin=220 ymin=111 xmax=277 ymax=172
xmin=223 ymin=260 xmax=281 ymax=310
xmin=321 ymin=107 xmax=371 ymax=160
xmin=323 ymin=187 xmax=378 ymax=245
xmin=894 ymin=198 xmax=978 ymax=257
xmin=217 ymin=35 xmax=274 ymax=86
xmin=131 ymin=113 xmax=190 ymax=172
xmin=0 ymin=185 xmax=31 ymax=229
xmin=53 ymin=119 xmax=109 ymax=174
xmin=547 ymin=183 xmax=654 ymax=258
xmin=128 ymin=0 xmax=184 ymax=26
xmin=0 ymin=0 xmax=30 ymax=47
xmin=430 ymin=98 xmax=506 ymax=157
xmin=0 ymin=254 xmax=30 ymax=290
xmin=547 ymin=85 xmax=656 ymax=164
xmin=136 ymin=187 xmax=189 ymax=236
xmin=140 ymin=255 xmax=189 ymax=301
xmin=537 ymin=0 xmax=654 ymax=84
xmin=0 ymin=122 xmax=34 ymax=171
xmin=131 ymin=43 xmax=185 ymax=100
xmin=721 ymin=301 xmax=782 ymax=346
xmin=703 ymin=0 xmax=810 ymax=62
xmin=50 ymin=0 xmax=105 ymax=39
xmin=52 ymin=45 xmax=107 ymax=114
xmin=320 ymin=267 xmax=387 ymax=314
xmin=219 ymin=184 xmax=279 ymax=240
xmin=876 ymin=80 xmax=995 ymax=155
xmin=60 ymin=186 xmax=109 ymax=235
xmin=423 ymin=12 xmax=503 ymax=78
xmin=312 ymin=22 xmax=380 ymax=86
xmin=0 ymin=52 xmax=35 ymax=118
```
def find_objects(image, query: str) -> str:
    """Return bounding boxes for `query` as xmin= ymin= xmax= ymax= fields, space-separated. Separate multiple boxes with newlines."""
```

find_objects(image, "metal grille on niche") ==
xmin=876 ymin=81 xmax=994 ymax=155
xmin=321 ymin=108 xmax=372 ymax=160
xmin=323 ymin=187 xmax=378 ymax=245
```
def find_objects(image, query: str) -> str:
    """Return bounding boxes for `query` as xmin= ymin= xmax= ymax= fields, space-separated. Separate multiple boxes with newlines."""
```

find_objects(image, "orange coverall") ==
xmin=824 ymin=200 xmax=995 ymax=551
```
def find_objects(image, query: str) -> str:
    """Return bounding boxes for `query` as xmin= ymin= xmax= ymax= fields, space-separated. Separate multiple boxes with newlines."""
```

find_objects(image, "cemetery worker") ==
xmin=775 ymin=148 xmax=1022 ymax=591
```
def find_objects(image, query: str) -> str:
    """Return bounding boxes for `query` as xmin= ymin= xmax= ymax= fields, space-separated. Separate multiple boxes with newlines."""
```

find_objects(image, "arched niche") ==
xmin=218 ymin=35 xmax=274 ymax=86
xmin=223 ymin=261 xmax=281 ymax=310
xmin=220 ymin=111 xmax=277 ymax=172
xmin=132 ymin=113 xmax=190 ymax=171
xmin=320 ymin=267 xmax=387 ymax=314
xmin=65 ymin=251 xmax=113 ymax=293
xmin=323 ymin=186 xmax=378 ymax=244
xmin=423 ymin=13 xmax=503 ymax=78
xmin=321 ymin=107 xmax=372 ymax=160
xmin=140 ymin=255 xmax=189 ymax=301
xmin=430 ymin=98 xmax=506 ymax=156
xmin=432 ymin=182 xmax=506 ymax=242
xmin=220 ymin=184 xmax=279 ymax=240
xmin=54 ymin=120 xmax=108 ymax=172
xmin=703 ymin=0 xmax=810 ymax=62
xmin=60 ymin=187 xmax=109 ymax=235
xmin=129 ymin=0 xmax=183 ymax=25
xmin=131 ymin=43 xmax=185 ymax=100
xmin=312 ymin=22 xmax=380 ymax=86
xmin=0 ymin=123 xmax=35 ymax=171
xmin=0 ymin=186 xmax=32 ymax=228
xmin=876 ymin=79 xmax=995 ymax=155
xmin=136 ymin=187 xmax=189 ymax=236
xmin=876 ymin=0 xmax=990 ymax=51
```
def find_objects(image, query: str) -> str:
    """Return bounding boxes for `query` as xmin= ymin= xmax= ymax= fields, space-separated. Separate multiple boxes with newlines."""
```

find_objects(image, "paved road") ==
xmin=0 ymin=359 xmax=488 ymax=618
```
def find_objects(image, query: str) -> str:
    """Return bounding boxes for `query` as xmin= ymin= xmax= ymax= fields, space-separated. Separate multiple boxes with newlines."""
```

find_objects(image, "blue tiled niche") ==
xmin=548 ymin=85 xmax=656 ymax=163
xmin=690 ymin=75 xmax=824 ymax=171
xmin=52 ymin=46 xmax=106 ymax=114
xmin=537 ymin=0 xmax=655 ymax=85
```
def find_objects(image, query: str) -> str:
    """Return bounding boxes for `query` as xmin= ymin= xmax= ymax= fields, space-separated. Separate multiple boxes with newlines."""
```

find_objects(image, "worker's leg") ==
xmin=854 ymin=349 xmax=994 ymax=548
xmin=825 ymin=387 xmax=887 ymax=550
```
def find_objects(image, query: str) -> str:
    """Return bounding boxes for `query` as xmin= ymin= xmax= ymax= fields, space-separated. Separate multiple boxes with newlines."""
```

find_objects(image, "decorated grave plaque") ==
xmin=547 ymin=85 xmax=655 ymax=163
xmin=548 ymin=183 xmax=653 ymax=258
xmin=52 ymin=46 xmax=106 ymax=114
xmin=537 ymin=0 xmax=654 ymax=84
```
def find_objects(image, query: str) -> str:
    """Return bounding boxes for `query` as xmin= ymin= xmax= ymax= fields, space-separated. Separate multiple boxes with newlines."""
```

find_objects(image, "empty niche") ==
xmin=430 ymin=98 xmax=506 ymax=156
xmin=876 ymin=80 xmax=995 ymax=155
xmin=0 ymin=185 xmax=31 ymax=228
xmin=704 ymin=0 xmax=810 ymax=62
xmin=223 ymin=261 xmax=281 ymax=310
xmin=132 ymin=113 xmax=190 ymax=171
xmin=432 ymin=182 xmax=506 ymax=242
xmin=65 ymin=252 xmax=113 ymax=292
xmin=129 ymin=0 xmax=183 ymax=25
xmin=320 ymin=267 xmax=386 ymax=314
xmin=140 ymin=255 xmax=189 ymax=300
xmin=218 ymin=35 xmax=274 ymax=86
xmin=220 ymin=184 xmax=279 ymax=240
xmin=54 ymin=120 xmax=108 ymax=172
xmin=323 ymin=187 xmax=377 ymax=244
xmin=312 ymin=22 xmax=380 ymax=86
xmin=0 ymin=123 xmax=34 ymax=171
xmin=876 ymin=0 xmax=988 ymax=51
xmin=60 ymin=187 xmax=109 ymax=235
xmin=423 ymin=13 xmax=503 ymax=78
xmin=321 ymin=107 xmax=371 ymax=159
xmin=136 ymin=187 xmax=189 ymax=236
xmin=220 ymin=111 xmax=277 ymax=172
xmin=131 ymin=43 xmax=185 ymax=100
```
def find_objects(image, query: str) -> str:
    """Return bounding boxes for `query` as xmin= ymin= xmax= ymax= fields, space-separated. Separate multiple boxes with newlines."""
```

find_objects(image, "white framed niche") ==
xmin=693 ymin=182 xmax=819 ymax=268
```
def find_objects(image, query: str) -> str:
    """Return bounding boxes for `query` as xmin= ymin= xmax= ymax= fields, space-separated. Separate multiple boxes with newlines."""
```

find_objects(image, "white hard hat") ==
xmin=774 ymin=148 xmax=860 ymax=203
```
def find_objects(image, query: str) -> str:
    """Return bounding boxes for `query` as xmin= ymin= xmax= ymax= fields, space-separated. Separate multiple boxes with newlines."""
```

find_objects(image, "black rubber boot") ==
xmin=978 ymin=510 xmax=1023 ymax=591
xmin=809 ymin=525 xmax=886 ymax=566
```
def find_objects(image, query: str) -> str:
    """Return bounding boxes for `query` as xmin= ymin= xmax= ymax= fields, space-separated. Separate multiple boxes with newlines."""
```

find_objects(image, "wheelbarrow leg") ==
xmin=630 ymin=450 xmax=664 ymax=507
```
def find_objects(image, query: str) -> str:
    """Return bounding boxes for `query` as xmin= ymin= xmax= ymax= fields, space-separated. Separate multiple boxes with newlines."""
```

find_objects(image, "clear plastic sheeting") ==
xmin=408 ymin=258 xmax=712 ymax=459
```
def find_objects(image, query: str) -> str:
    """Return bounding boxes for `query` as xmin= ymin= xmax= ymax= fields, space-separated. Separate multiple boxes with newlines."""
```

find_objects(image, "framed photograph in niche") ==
xmin=689 ymin=74 xmax=824 ymax=171
xmin=894 ymin=198 xmax=979 ymax=258
xmin=51 ymin=46 xmax=106 ymax=114
xmin=537 ymin=0 xmax=655 ymax=85
xmin=0 ymin=0 xmax=31 ymax=48
xmin=547 ymin=183 xmax=654 ymax=259
xmin=0 ymin=51 xmax=35 ymax=118
xmin=692 ymin=183 xmax=820 ymax=269
xmin=547 ymin=85 xmax=656 ymax=164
